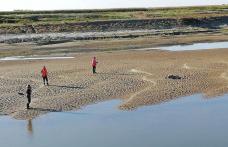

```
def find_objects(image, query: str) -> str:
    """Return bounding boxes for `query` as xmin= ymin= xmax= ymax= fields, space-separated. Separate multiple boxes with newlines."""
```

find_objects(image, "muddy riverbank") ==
xmin=0 ymin=48 xmax=227 ymax=119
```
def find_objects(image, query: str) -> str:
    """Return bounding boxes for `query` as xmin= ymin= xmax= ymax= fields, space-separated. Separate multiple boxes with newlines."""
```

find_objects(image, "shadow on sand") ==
xmin=98 ymin=72 xmax=134 ymax=76
xmin=30 ymin=107 xmax=60 ymax=112
xmin=49 ymin=84 xmax=84 ymax=89
xmin=29 ymin=107 xmax=89 ymax=115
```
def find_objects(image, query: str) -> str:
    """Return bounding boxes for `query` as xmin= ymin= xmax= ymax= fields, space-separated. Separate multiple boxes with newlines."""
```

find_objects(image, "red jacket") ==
xmin=41 ymin=67 xmax=48 ymax=77
xmin=91 ymin=58 xmax=97 ymax=67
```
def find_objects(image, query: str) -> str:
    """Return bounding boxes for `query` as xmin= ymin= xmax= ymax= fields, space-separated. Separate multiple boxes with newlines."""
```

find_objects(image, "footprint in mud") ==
xmin=220 ymin=72 xmax=228 ymax=81
xmin=130 ymin=69 xmax=156 ymax=85
xmin=220 ymin=72 xmax=228 ymax=88
xmin=128 ymin=69 xmax=156 ymax=101
xmin=183 ymin=63 xmax=191 ymax=69
xmin=130 ymin=69 xmax=153 ymax=76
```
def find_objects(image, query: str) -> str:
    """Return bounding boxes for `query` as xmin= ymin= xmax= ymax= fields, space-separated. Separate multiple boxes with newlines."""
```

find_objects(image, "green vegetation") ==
xmin=0 ymin=5 xmax=228 ymax=26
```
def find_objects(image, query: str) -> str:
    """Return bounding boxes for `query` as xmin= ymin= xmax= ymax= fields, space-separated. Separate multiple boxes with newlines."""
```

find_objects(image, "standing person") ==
xmin=41 ymin=66 xmax=49 ymax=85
xmin=91 ymin=57 xmax=98 ymax=74
xmin=26 ymin=85 xmax=32 ymax=109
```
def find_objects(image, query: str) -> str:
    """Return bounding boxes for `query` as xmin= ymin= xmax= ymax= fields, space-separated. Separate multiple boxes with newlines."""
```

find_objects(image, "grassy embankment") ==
xmin=0 ymin=5 xmax=228 ymax=26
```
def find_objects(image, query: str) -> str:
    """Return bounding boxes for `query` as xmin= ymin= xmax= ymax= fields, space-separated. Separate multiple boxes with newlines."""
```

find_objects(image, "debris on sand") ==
xmin=167 ymin=75 xmax=182 ymax=80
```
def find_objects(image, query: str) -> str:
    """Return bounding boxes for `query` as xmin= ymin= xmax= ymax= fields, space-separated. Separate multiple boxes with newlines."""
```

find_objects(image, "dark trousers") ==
xmin=43 ymin=76 xmax=49 ymax=85
xmin=92 ymin=66 xmax=96 ymax=74
xmin=27 ymin=96 xmax=31 ymax=109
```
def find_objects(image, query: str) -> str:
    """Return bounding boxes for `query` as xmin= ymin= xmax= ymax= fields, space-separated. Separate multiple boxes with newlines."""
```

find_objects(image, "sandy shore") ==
xmin=0 ymin=48 xmax=228 ymax=120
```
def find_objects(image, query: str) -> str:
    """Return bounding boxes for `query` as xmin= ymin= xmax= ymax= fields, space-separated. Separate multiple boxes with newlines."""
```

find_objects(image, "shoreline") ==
xmin=1 ymin=33 xmax=228 ymax=58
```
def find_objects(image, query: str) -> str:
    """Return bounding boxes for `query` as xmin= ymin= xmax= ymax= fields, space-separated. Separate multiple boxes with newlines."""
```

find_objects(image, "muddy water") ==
xmin=0 ymin=94 xmax=228 ymax=147
xmin=1 ymin=41 xmax=228 ymax=61
xmin=0 ymin=56 xmax=74 ymax=61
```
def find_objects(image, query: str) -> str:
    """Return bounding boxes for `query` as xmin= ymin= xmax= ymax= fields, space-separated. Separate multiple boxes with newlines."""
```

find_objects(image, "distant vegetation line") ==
xmin=0 ymin=5 xmax=227 ymax=35
xmin=0 ymin=5 xmax=228 ymax=25
xmin=0 ymin=5 xmax=228 ymax=14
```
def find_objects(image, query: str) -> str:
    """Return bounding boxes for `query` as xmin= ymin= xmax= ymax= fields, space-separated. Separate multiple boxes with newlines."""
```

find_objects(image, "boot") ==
xmin=27 ymin=103 xmax=30 ymax=109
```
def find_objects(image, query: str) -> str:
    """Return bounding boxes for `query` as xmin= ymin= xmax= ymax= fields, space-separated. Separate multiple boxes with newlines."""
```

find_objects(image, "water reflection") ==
xmin=27 ymin=119 xmax=33 ymax=136
xmin=0 ymin=94 xmax=228 ymax=147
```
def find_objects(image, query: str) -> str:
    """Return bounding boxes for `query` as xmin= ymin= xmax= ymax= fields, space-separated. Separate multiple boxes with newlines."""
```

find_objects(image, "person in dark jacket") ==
xmin=26 ymin=85 xmax=32 ymax=109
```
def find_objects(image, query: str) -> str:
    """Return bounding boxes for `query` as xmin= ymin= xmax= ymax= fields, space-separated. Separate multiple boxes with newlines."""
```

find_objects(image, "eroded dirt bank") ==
xmin=1 ymin=16 xmax=228 ymax=35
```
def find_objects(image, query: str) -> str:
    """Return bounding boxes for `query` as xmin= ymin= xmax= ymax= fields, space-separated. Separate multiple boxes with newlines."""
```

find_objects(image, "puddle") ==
xmin=1 ymin=41 xmax=228 ymax=61
xmin=159 ymin=41 xmax=228 ymax=51
xmin=0 ymin=56 xmax=74 ymax=61
xmin=0 ymin=94 xmax=228 ymax=147
xmin=138 ymin=41 xmax=228 ymax=51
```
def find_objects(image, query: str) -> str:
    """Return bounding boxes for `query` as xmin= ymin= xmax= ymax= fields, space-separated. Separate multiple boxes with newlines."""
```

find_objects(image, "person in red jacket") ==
xmin=41 ymin=66 xmax=49 ymax=85
xmin=91 ymin=57 xmax=98 ymax=74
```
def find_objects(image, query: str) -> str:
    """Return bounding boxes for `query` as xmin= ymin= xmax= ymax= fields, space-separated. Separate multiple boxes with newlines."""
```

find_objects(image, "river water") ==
xmin=138 ymin=41 xmax=228 ymax=51
xmin=160 ymin=41 xmax=228 ymax=51
xmin=0 ymin=56 xmax=74 ymax=61
xmin=1 ymin=41 xmax=228 ymax=61
xmin=0 ymin=94 xmax=228 ymax=147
